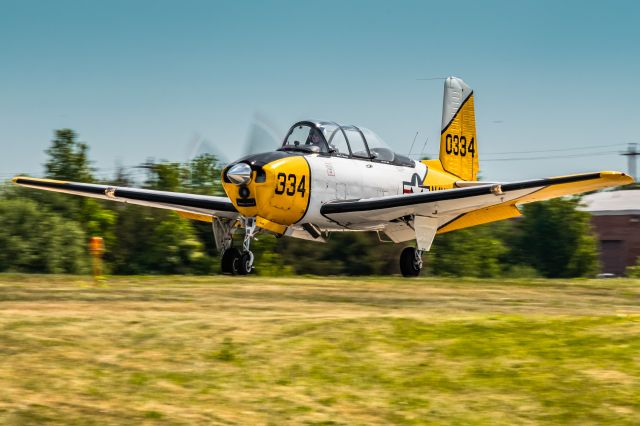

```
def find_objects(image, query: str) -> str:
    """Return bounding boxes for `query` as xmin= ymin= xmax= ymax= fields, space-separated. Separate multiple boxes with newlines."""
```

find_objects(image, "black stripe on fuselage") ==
xmin=14 ymin=177 xmax=238 ymax=212
xmin=232 ymin=150 xmax=303 ymax=167
xmin=295 ymin=155 xmax=313 ymax=224
xmin=320 ymin=173 xmax=602 ymax=215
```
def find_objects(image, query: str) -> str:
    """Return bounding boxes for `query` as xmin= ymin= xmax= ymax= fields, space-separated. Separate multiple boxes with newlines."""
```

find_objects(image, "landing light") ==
xmin=227 ymin=163 xmax=252 ymax=185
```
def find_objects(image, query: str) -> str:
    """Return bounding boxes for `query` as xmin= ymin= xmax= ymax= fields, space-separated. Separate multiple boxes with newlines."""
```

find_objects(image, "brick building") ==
xmin=579 ymin=190 xmax=640 ymax=276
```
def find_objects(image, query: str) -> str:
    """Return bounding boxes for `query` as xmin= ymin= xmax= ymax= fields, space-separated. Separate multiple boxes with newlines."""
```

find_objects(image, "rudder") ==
xmin=439 ymin=76 xmax=478 ymax=181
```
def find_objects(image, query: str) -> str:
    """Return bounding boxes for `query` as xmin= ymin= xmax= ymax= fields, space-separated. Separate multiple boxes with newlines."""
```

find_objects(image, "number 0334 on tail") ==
xmin=13 ymin=77 xmax=633 ymax=277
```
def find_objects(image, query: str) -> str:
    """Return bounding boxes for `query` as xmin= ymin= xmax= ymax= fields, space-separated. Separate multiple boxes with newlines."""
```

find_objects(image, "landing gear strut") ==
xmin=217 ymin=217 xmax=256 ymax=275
xmin=238 ymin=217 xmax=256 ymax=275
xmin=400 ymin=246 xmax=423 ymax=277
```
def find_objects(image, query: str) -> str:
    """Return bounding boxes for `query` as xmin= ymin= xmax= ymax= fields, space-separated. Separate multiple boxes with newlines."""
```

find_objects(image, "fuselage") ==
xmin=221 ymin=150 xmax=461 ymax=233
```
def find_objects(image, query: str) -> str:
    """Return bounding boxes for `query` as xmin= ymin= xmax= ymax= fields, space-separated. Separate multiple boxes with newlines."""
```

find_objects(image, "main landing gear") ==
xmin=221 ymin=248 xmax=252 ymax=275
xmin=216 ymin=218 xmax=256 ymax=275
xmin=400 ymin=246 xmax=423 ymax=277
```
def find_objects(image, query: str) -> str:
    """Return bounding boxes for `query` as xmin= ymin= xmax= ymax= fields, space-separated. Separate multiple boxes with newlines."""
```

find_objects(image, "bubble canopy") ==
xmin=279 ymin=120 xmax=413 ymax=166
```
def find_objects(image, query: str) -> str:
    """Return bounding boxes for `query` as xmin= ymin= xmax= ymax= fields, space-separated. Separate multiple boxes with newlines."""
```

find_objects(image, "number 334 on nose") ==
xmin=13 ymin=77 xmax=633 ymax=276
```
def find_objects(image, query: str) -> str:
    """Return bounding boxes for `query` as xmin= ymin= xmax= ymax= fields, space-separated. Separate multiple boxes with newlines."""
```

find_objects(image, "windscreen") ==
xmin=282 ymin=124 xmax=328 ymax=153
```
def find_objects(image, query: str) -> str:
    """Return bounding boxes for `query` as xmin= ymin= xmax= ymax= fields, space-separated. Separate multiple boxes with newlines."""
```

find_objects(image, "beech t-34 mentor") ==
xmin=13 ymin=77 xmax=633 ymax=276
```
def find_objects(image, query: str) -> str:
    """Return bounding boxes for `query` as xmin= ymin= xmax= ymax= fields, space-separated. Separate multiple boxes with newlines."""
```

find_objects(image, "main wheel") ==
xmin=237 ymin=251 xmax=254 ymax=275
xmin=221 ymin=248 xmax=241 ymax=275
xmin=400 ymin=247 xmax=422 ymax=277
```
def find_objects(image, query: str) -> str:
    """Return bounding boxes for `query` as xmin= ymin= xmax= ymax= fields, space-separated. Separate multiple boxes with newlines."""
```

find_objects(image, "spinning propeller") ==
xmin=185 ymin=112 xmax=283 ymax=166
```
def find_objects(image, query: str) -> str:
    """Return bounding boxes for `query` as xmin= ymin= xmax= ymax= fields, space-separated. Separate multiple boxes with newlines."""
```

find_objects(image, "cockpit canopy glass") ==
xmin=280 ymin=120 xmax=413 ymax=166
xmin=359 ymin=127 xmax=396 ymax=162
xmin=281 ymin=123 xmax=328 ymax=153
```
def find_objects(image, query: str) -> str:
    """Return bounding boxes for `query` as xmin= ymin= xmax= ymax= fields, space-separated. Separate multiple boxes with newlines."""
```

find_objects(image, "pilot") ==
xmin=305 ymin=129 xmax=325 ymax=151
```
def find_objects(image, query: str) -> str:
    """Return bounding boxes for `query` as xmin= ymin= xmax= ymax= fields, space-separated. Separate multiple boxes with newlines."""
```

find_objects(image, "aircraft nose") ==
xmin=221 ymin=153 xmax=311 ymax=228
xmin=227 ymin=163 xmax=252 ymax=185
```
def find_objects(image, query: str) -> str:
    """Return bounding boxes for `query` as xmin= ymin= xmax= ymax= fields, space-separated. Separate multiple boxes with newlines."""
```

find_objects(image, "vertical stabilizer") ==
xmin=439 ymin=77 xmax=478 ymax=181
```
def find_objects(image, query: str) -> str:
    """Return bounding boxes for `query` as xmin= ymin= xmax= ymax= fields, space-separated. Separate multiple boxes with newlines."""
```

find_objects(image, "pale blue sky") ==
xmin=1 ymin=0 xmax=638 ymax=182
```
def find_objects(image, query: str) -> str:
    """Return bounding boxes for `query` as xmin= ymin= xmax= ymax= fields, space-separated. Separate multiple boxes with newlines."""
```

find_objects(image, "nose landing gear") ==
xmin=400 ymin=246 xmax=423 ymax=277
xmin=218 ymin=217 xmax=256 ymax=275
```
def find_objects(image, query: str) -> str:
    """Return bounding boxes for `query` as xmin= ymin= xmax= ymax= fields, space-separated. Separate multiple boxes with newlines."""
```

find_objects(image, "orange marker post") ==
xmin=89 ymin=236 xmax=105 ymax=281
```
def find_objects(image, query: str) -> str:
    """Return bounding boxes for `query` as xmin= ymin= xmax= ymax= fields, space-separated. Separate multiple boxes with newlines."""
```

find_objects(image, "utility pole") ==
xmin=622 ymin=143 xmax=638 ymax=181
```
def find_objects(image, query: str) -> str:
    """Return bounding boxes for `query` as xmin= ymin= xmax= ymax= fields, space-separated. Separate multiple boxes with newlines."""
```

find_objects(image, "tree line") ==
xmin=0 ymin=129 xmax=602 ymax=277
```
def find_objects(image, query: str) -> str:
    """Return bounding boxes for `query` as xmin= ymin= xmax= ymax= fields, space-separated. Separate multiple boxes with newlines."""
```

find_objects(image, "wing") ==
xmin=321 ymin=171 xmax=633 ymax=241
xmin=12 ymin=176 xmax=238 ymax=221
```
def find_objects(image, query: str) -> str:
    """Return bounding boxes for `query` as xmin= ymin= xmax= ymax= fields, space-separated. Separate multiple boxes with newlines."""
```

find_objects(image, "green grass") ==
xmin=0 ymin=275 xmax=638 ymax=425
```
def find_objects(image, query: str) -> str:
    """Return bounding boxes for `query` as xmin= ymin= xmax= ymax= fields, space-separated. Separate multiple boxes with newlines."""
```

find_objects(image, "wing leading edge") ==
xmin=12 ymin=176 xmax=238 ymax=220
xmin=321 ymin=171 xmax=633 ymax=233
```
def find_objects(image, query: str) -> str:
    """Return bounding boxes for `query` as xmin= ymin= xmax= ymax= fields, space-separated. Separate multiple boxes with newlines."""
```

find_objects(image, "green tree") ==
xmin=0 ymin=198 xmax=88 ymax=273
xmin=45 ymin=129 xmax=93 ymax=182
xmin=142 ymin=154 xmax=223 ymax=195
xmin=245 ymin=234 xmax=294 ymax=276
xmin=41 ymin=129 xmax=117 ymax=247
xmin=108 ymin=205 xmax=214 ymax=275
xmin=186 ymin=154 xmax=224 ymax=196
xmin=509 ymin=198 xmax=599 ymax=277
xmin=626 ymin=257 xmax=640 ymax=278
xmin=13 ymin=130 xmax=112 ymax=235
xmin=146 ymin=212 xmax=212 ymax=274
xmin=107 ymin=159 xmax=216 ymax=274
xmin=427 ymin=224 xmax=508 ymax=278
xmin=146 ymin=155 xmax=233 ymax=262
xmin=181 ymin=154 xmax=226 ymax=256
xmin=144 ymin=161 xmax=185 ymax=192
xmin=277 ymin=233 xmax=403 ymax=276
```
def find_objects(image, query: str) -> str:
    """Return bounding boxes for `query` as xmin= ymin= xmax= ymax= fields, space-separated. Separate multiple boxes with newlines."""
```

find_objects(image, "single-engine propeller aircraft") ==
xmin=13 ymin=77 xmax=633 ymax=276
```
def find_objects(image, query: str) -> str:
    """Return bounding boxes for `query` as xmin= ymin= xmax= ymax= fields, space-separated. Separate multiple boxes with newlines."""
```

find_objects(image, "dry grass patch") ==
xmin=0 ymin=274 xmax=638 ymax=425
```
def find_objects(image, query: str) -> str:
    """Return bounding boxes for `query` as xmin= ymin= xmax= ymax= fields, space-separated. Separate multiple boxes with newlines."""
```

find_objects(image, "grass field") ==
xmin=0 ymin=275 xmax=638 ymax=425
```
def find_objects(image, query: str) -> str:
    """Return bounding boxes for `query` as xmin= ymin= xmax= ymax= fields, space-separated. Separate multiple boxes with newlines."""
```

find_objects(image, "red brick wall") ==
xmin=590 ymin=215 xmax=640 ymax=275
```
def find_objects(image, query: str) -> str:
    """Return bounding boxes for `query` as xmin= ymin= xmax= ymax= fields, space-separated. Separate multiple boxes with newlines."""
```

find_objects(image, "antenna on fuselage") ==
xmin=407 ymin=131 xmax=419 ymax=157
xmin=413 ymin=77 xmax=445 ymax=160
xmin=418 ymin=137 xmax=429 ymax=160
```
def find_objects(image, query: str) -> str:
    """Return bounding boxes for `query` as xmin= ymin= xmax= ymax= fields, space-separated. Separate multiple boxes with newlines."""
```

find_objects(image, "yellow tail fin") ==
xmin=439 ymin=77 xmax=479 ymax=181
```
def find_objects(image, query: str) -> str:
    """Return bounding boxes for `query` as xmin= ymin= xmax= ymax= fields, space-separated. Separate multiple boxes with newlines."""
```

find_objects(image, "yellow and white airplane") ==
xmin=13 ymin=77 xmax=633 ymax=276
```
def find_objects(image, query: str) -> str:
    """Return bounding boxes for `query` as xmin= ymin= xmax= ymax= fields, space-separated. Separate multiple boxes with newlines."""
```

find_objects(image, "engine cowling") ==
xmin=222 ymin=152 xmax=311 ymax=229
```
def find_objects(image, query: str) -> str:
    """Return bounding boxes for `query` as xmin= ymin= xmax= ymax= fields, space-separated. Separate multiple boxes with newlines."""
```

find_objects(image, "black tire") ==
xmin=237 ymin=251 xmax=253 ymax=275
xmin=400 ymin=247 xmax=422 ymax=277
xmin=221 ymin=248 xmax=241 ymax=275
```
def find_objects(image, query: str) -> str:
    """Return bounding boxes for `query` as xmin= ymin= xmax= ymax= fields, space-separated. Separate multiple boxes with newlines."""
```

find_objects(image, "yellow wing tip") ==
xmin=11 ymin=176 xmax=68 ymax=185
xmin=600 ymin=171 xmax=635 ymax=184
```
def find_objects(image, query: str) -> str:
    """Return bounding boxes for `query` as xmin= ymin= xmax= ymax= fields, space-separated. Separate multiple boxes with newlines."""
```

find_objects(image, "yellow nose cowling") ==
xmin=222 ymin=156 xmax=311 ymax=233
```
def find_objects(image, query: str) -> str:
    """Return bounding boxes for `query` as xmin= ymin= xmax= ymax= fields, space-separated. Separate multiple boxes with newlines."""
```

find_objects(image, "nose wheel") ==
xmin=400 ymin=246 xmax=423 ymax=277
xmin=219 ymin=217 xmax=256 ymax=275
xmin=238 ymin=251 xmax=254 ymax=275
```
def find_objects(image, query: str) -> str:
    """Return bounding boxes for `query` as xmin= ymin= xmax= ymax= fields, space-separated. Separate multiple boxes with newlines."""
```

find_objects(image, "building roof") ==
xmin=579 ymin=190 xmax=640 ymax=216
